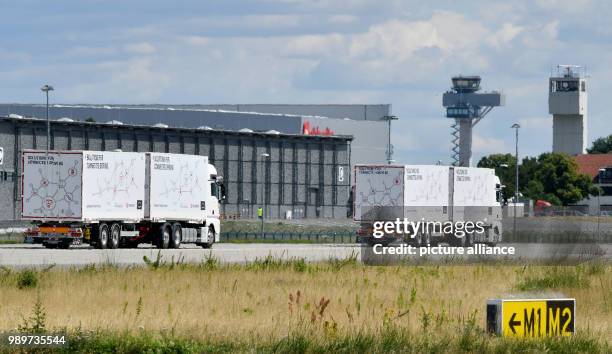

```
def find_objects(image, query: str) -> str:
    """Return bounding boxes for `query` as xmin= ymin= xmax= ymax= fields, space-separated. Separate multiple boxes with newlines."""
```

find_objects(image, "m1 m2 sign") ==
xmin=487 ymin=298 xmax=575 ymax=337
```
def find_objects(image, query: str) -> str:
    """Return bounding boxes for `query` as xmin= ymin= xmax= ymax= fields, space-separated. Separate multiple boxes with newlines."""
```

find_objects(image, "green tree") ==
xmin=478 ymin=152 xmax=597 ymax=206
xmin=522 ymin=153 xmax=598 ymax=205
xmin=587 ymin=134 xmax=612 ymax=154
xmin=85 ymin=117 xmax=96 ymax=123
xmin=477 ymin=153 xmax=515 ymax=202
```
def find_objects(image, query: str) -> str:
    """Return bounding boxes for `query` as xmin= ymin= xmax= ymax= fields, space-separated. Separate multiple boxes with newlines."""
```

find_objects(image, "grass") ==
xmin=0 ymin=260 xmax=609 ymax=353
xmin=3 ymin=328 xmax=604 ymax=353
xmin=221 ymin=219 xmax=357 ymax=234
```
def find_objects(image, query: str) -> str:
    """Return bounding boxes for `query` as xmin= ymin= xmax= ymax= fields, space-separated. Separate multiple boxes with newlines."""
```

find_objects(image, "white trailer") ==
xmin=22 ymin=150 xmax=226 ymax=249
xmin=354 ymin=164 xmax=503 ymax=246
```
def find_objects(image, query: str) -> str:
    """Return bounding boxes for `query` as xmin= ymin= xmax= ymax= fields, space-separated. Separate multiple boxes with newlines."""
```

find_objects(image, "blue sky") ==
xmin=1 ymin=0 xmax=611 ymax=164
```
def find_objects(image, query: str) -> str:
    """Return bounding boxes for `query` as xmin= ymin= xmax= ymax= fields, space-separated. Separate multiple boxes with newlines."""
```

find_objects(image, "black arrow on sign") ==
xmin=509 ymin=313 xmax=521 ymax=334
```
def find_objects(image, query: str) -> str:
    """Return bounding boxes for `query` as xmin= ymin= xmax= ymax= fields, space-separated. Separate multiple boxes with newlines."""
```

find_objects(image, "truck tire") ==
xmin=109 ymin=223 xmax=121 ymax=249
xmin=200 ymin=226 xmax=215 ymax=249
xmin=156 ymin=223 xmax=171 ymax=249
xmin=170 ymin=223 xmax=182 ymax=249
xmin=58 ymin=240 xmax=71 ymax=249
xmin=96 ymin=223 xmax=109 ymax=249
xmin=43 ymin=242 xmax=57 ymax=249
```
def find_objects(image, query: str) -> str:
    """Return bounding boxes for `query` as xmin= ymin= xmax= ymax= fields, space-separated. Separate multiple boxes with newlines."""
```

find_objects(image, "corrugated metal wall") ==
xmin=0 ymin=118 xmax=352 ymax=223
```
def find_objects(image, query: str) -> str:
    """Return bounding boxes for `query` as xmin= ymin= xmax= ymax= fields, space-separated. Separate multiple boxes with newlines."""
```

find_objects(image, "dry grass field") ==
xmin=0 ymin=256 xmax=610 ymax=352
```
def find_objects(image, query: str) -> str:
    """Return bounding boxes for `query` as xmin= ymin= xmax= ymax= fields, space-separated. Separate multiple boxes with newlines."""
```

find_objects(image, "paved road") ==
xmin=0 ymin=243 xmax=610 ymax=268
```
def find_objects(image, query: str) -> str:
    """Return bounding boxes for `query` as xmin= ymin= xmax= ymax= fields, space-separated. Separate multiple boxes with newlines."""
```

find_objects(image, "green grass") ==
xmin=515 ymin=266 xmax=594 ymax=291
xmin=3 ymin=328 xmax=607 ymax=354
xmin=221 ymin=220 xmax=357 ymax=234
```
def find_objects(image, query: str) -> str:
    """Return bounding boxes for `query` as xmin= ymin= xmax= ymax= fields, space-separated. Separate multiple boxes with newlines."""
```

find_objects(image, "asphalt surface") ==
xmin=0 ymin=242 xmax=610 ymax=268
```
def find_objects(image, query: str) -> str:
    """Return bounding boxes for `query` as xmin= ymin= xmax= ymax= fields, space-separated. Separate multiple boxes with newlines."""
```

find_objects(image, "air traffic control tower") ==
xmin=549 ymin=65 xmax=588 ymax=155
xmin=443 ymin=76 xmax=505 ymax=166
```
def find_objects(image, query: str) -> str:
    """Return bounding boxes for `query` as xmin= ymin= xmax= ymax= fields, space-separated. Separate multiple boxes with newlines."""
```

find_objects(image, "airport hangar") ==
xmin=0 ymin=115 xmax=353 ymax=223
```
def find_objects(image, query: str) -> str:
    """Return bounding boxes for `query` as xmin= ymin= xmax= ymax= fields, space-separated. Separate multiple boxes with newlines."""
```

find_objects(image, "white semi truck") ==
xmin=354 ymin=164 xmax=503 ymax=246
xmin=21 ymin=150 xmax=226 ymax=249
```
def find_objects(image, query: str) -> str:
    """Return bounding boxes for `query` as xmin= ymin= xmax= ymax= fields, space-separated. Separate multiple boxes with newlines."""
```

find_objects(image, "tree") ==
xmin=587 ymin=134 xmax=612 ymax=154
xmin=477 ymin=153 xmax=515 ymax=203
xmin=85 ymin=117 xmax=96 ymax=123
xmin=521 ymin=153 xmax=598 ymax=205
xmin=478 ymin=152 xmax=598 ymax=206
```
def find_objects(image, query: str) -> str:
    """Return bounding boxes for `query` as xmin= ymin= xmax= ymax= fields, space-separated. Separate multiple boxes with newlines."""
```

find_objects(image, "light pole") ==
xmin=381 ymin=115 xmax=398 ymax=164
xmin=260 ymin=153 xmax=270 ymax=239
xmin=41 ymin=85 xmax=54 ymax=154
xmin=511 ymin=123 xmax=520 ymax=240
xmin=597 ymin=168 xmax=605 ymax=239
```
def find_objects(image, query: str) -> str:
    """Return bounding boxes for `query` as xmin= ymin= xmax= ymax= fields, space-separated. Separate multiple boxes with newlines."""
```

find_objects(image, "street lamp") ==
xmin=511 ymin=123 xmax=520 ymax=239
xmin=597 ymin=168 xmax=606 ymax=239
xmin=259 ymin=153 xmax=270 ymax=239
xmin=41 ymin=85 xmax=54 ymax=154
xmin=381 ymin=115 xmax=398 ymax=164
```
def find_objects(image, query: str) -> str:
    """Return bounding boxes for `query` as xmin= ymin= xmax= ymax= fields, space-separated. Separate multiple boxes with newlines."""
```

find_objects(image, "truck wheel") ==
xmin=97 ymin=223 xmax=109 ymax=249
xmin=43 ymin=242 xmax=57 ymax=249
xmin=109 ymin=223 xmax=121 ymax=249
xmin=156 ymin=223 xmax=171 ymax=249
xmin=170 ymin=223 xmax=182 ymax=249
xmin=58 ymin=240 xmax=71 ymax=249
xmin=200 ymin=226 xmax=215 ymax=249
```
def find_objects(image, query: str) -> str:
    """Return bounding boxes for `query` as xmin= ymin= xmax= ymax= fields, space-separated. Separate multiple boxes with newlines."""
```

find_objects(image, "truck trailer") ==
xmin=21 ymin=150 xmax=225 ymax=249
xmin=354 ymin=164 xmax=503 ymax=246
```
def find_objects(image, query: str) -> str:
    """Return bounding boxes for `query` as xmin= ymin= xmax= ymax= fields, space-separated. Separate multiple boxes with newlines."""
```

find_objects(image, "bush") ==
xmin=17 ymin=269 xmax=38 ymax=289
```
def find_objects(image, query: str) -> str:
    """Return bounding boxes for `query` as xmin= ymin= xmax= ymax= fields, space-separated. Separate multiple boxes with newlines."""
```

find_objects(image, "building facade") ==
xmin=0 ymin=103 xmax=391 ymax=166
xmin=0 ymin=116 xmax=352 ymax=223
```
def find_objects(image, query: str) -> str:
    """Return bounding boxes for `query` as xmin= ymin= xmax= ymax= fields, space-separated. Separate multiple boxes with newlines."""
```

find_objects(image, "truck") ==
xmin=353 ymin=164 xmax=503 ymax=246
xmin=21 ymin=150 xmax=226 ymax=249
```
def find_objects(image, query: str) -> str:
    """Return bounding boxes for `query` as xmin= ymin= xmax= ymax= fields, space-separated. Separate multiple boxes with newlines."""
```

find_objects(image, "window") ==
xmin=581 ymin=81 xmax=586 ymax=92
xmin=0 ymin=171 xmax=15 ymax=182
xmin=555 ymin=80 xmax=578 ymax=92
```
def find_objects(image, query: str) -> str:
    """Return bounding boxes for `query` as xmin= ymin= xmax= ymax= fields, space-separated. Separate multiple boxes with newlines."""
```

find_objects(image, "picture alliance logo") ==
xmin=372 ymin=218 xmax=486 ymax=238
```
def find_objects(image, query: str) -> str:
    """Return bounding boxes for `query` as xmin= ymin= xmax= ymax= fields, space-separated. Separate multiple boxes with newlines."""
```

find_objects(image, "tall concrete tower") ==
xmin=549 ymin=65 xmax=588 ymax=155
xmin=443 ymin=76 xmax=505 ymax=166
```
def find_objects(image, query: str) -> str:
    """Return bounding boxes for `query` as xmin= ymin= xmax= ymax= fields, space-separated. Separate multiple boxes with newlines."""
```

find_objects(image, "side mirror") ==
xmin=220 ymin=183 xmax=227 ymax=202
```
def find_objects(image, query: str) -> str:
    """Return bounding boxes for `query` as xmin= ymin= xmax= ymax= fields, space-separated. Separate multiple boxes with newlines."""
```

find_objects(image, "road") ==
xmin=0 ymin=243 xmax=610 ymax=268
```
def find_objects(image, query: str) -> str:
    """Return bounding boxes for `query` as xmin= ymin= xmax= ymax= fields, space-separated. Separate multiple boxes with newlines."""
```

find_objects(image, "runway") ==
xmin=0 ymin=242 xmax=610 ymax=268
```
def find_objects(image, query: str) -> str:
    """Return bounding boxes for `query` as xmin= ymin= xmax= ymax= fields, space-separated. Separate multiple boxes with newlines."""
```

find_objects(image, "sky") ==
xmin=1 ymin=0 xmax=611 ymax=165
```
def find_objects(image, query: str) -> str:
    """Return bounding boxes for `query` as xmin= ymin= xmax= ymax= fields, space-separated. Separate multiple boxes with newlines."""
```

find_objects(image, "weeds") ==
xmin=516 ymin=266 xmax=591 ymax=291
xmin=17 ymin=269 xmax=38 ymax=289
xmin=18 ymin=294 xmax=46 ymax=333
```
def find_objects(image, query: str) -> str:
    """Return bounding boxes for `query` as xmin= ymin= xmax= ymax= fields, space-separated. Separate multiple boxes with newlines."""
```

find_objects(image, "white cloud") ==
xmin=124 ymin=42 xmax=156 ymax=54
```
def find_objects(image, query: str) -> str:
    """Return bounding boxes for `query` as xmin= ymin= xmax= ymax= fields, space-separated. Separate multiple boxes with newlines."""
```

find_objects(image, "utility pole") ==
xmin=511 ymin=123 xmax=520 ymax=240
xmin=41 ymin=85 xmax=54 ymax=155
xmin=597 ymin=168 xmax=605 ymax=239
xmin=260 ymin=153 xmax=270 ymax=239
xmin=381 ymin=115 xmax=398 ymax=164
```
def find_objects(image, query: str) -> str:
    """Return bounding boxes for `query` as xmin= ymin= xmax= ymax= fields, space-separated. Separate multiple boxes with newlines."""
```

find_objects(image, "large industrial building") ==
xmin=0 ymin=103 xmax=392 ymax=166
xmin=0 ymin=115 xmax=353 ymax=223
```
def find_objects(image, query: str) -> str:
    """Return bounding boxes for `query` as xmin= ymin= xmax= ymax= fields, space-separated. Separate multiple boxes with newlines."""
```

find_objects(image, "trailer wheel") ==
xmin=156 ymin=223 xmax=171 ymax=249
xmin=170 ymin=223 xmax=182 ymax=249
xmin=109 ymin=223 xmax=121 ymax=249
xmin=200 ymin=226 xmax=215 ymax=249
xmin=96 ymin=223 xmax=109 ymax=249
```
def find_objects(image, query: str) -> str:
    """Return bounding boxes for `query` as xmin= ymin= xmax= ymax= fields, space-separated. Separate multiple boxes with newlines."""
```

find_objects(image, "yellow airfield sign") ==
xmin=487 ymin=299 xmax=575 ymax=337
